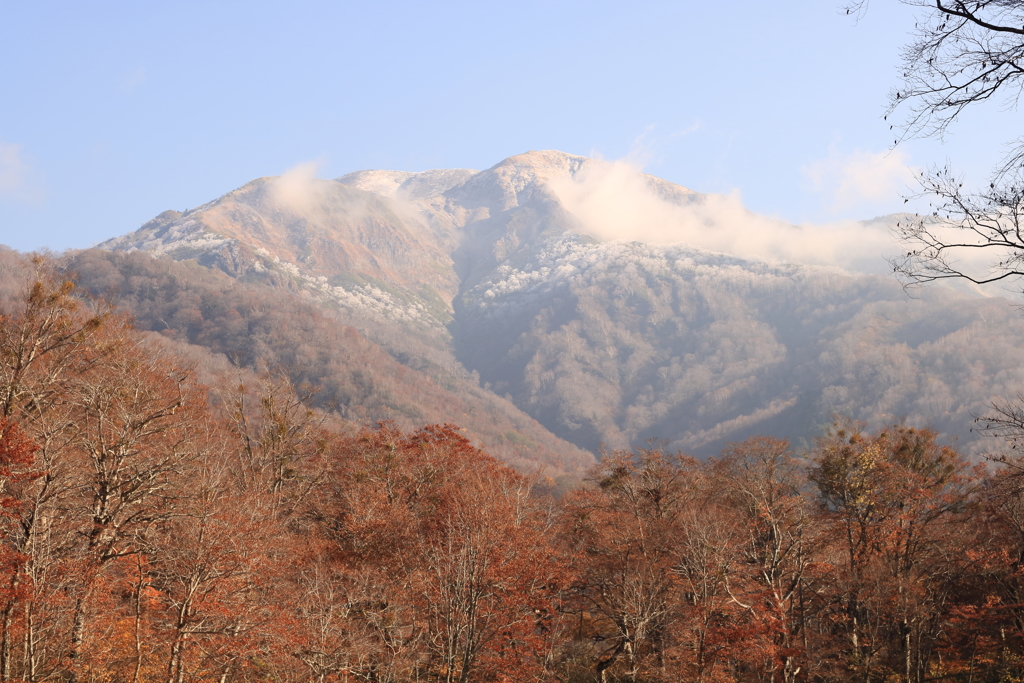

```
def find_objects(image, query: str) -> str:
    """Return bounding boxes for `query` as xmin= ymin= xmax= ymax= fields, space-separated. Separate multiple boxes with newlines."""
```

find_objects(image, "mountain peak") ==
xmin=337 ymin=168 xmax=477 ymax=200
xmin=492 ymin=150 xmax=591 ymax=173
xmin=440 ymin=150 xmax=593 ymax=212
xmin=333 ymin=151 xmax=598 ymax=211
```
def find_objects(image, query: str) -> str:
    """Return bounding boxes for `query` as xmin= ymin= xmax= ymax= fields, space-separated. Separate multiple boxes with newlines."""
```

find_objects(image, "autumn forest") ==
xmin=1 ymin=246 xmax=1024 ymax=683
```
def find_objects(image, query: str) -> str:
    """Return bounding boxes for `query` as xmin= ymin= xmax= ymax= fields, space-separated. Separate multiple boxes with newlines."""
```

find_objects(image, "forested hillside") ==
xmin=3 ymin=258 xmax=1024 ymax=682
xmin=52 ymin=248 xmax=592 ymax=477
xmin=456 ymin=234 xmax=1024 ymax=455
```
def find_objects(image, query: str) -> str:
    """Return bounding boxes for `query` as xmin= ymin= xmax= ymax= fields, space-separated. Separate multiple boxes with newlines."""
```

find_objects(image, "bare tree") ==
xmin=890 ymin=171 xmax=1024 ymax=288
xmin=842 ymin=2 xmax=1024 ymax=449
xmin=844 ymin=2 xmax=1024 ymax=290
xmin=883 ymin=2 xmax=1024 ymax=158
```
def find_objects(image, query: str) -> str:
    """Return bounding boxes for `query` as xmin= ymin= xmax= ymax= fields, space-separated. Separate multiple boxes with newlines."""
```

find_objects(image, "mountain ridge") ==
xmin=90 ymin=150 xmax=1024 ymax=458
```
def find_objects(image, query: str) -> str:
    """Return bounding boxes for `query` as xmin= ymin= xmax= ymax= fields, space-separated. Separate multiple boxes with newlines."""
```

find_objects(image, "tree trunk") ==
xmin=68 ymin=593 xmax=88 ymax=683
xmin=166 ymin=637 xmax=183 ymax=683
xmin=24 ymin=603 xmax=35 ymax=683
xmin=596 ymin=639 xmax=625 ymax=683
xmin=904 ymin=623 xmax=912 ymax=683
xmin=0 ymin=575 xmax=18 ymax=682
xmin=132 ymin=561 xmax=144 ymax=683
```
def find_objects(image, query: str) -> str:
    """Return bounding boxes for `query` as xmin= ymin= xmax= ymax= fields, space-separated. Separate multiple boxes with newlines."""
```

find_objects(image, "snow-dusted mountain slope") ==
xmin=96 ymin=150 xmax=1024 ymax=457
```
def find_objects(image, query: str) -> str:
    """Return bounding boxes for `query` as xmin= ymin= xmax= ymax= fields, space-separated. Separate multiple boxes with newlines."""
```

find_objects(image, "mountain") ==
xmin=85 ymin=150 xmax=1024 ymax=459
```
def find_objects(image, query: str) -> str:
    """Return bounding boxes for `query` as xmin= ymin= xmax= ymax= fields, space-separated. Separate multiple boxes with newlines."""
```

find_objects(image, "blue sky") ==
xmin=0 ymin=0 xmax=1016 ymax=252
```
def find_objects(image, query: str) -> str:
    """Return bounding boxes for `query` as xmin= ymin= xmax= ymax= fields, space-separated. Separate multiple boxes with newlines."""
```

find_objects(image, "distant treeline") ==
xmin=2 ymin=258 xmax=1024 ymax=683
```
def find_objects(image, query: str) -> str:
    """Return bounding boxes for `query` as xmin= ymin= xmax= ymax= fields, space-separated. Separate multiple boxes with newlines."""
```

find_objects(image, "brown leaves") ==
xmin=307 ymin=422 xmax=565 ymax=682
xmin=3 ymin=256 xmax=1024 ymax=682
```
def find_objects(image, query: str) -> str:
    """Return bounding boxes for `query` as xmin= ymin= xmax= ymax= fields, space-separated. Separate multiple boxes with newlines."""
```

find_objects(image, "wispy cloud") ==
xmin=671 ymin=120 xmax=701 ymax=137
xmin=802 ymin=146 xmax=915 ymax=212
xmin=624 ymin=126 xmax=660 ymax=168
xmin=546 ymin=158 xmax=901 ymax=275
xmin=0 ymin=140 xmax=44 ymax=204
xmin=0 ymin=142 xmax=23 ymax=196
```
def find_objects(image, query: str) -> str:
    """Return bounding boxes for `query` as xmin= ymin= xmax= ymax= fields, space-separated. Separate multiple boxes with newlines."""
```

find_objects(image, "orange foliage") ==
xmin=0 ymin=258 xmax=1023 ymax=682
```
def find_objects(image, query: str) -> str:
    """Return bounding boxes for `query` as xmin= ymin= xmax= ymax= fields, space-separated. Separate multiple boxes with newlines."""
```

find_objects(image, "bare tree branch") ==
xmin=886 ymin=1 xmax=1024 ymax=178
xmin=856 ymin=2 xmax=1024 ymax=448
xmin=889 ymin=166 xmax=1024 ymax=290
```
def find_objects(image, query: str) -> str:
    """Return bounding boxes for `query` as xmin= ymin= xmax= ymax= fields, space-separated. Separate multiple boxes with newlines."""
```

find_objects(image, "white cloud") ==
xmin=546 ymin=158 xmax=900 ymax=275
xmin=802 ymin=146 xmax=915 ymax=212
xmin=270 ymin=159 xmax=327 ymax=211
xmin=269 ymin=156 xmax=412 ymax=226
